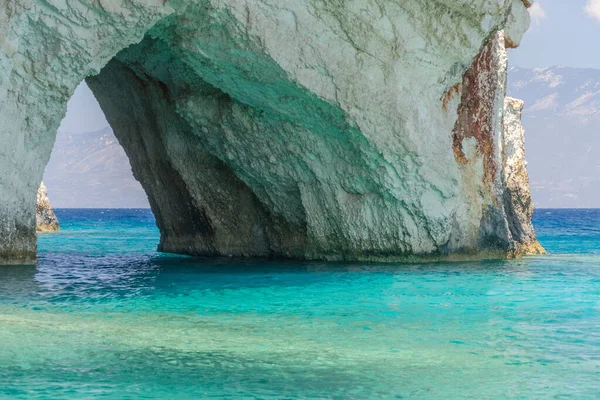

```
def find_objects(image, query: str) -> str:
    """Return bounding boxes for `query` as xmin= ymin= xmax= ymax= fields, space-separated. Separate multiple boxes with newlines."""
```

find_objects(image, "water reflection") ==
xmin=0 ymin=265 xmax=38 ymax=299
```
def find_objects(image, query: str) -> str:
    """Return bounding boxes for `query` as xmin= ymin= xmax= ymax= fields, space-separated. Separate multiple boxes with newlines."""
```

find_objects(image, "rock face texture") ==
xmin=0 ymin=0 xmax=541 ymax=264
xmin=36 ymin=182 xmax=59 ymax=233
xmin=502 ymin=97 xmax=545 ymax=255
xmin=450 ymin=30 xmax=544 ymax=257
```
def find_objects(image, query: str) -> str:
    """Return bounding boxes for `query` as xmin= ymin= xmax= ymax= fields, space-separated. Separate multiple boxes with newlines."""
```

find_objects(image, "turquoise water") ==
xmin=1 ymin=209 xmax=599 ymax=398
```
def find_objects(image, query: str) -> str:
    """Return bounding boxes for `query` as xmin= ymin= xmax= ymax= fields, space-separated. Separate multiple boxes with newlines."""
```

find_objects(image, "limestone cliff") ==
xmin=502 ymin=97 xmax=545 ymax=256
xmin=36 ymin=182 xmax=59 ymax=233
xmin=0 ymin=0 xmax=540 ymax=264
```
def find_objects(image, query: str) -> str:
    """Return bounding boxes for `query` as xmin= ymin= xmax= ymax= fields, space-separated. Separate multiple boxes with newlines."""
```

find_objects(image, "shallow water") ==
xmin=1 ymin=209 xmax=599 ymax=399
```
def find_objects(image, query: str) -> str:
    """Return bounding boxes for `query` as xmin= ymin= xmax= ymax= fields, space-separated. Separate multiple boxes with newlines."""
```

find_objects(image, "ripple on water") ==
xmin=0 ymin=209 xmax=599 ymax=398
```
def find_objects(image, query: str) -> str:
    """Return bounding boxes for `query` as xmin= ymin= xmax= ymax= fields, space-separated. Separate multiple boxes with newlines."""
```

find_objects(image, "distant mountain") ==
xmin=43 ymin=127 xmax=149 ymax=208
xmin=508 ymin=66 xmax=600 ymax=208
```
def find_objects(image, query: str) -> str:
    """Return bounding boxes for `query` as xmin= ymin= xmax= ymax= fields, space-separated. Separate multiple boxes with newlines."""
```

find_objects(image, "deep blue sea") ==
xmin=1 ymin=208 xmax=599 ymax=399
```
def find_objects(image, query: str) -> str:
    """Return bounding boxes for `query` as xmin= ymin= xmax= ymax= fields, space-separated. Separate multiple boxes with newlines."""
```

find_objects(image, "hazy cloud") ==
xmin=585 ymin=0 xmax=600 ymax=22
xmin=529 ymin=2 xmax=547 ymax=25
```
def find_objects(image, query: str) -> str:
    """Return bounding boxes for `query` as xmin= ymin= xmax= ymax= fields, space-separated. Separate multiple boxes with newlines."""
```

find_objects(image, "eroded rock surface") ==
xmin=0 ymin=0 xmax=540 ymax=264
xmin=36 ymin=182 xmax=59 ymax=233
xmin=503 ymin=97 xmax=545 ymax=255
xmin=450 ymin=30 xmax=543 ymax=257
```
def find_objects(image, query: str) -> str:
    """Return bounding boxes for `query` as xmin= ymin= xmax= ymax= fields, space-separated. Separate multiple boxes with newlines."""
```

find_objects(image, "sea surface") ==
xmin=0 ymin=209 xmax=599 ymax=399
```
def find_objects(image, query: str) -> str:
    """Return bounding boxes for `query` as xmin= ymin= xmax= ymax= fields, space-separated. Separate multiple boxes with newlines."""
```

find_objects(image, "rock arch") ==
xmin=0 ymin=0 xmax=541 ymax=264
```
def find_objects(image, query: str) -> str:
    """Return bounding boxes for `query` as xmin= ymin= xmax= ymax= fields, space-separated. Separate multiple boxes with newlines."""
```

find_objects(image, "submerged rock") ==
xmin=36 ymin=183 xmax=59 ymax=233
xmin=0 ymin=0 xmax=541 ymax=264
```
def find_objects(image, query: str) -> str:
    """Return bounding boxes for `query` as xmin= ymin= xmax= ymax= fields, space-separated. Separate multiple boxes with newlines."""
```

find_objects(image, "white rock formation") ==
xmin=0 ymin=0 xmax=541 ymax=264
xmin=36 ymin=182 xmax=59 ymax=233
xmin=502 ymin=97 xmax=544 ymax=255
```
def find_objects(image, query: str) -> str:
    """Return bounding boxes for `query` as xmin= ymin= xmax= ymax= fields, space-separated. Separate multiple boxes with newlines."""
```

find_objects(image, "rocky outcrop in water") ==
xmin=502 ymin=97 xmax=545 ymax=255
xmin=36 ymin=182 xmax=59 ymax=233
xmin=0 ymin=0 xmax=540 ymax=264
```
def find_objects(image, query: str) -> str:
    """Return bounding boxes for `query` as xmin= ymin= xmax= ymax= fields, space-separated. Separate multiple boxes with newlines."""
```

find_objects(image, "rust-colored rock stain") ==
xmin=442 ymin=82 xmax=462 ymax=111
xmin=504 ymin=37 xmax=518 ymax=49
xmin=451 ymin=37 xmax=501 ymax=186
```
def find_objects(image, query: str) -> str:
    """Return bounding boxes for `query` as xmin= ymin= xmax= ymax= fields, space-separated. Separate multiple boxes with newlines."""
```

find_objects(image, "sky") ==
xmin=58 ymin=81 xmax=109 ymax=133
xmin=511 ymin=0 xmax=600 ymax=68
